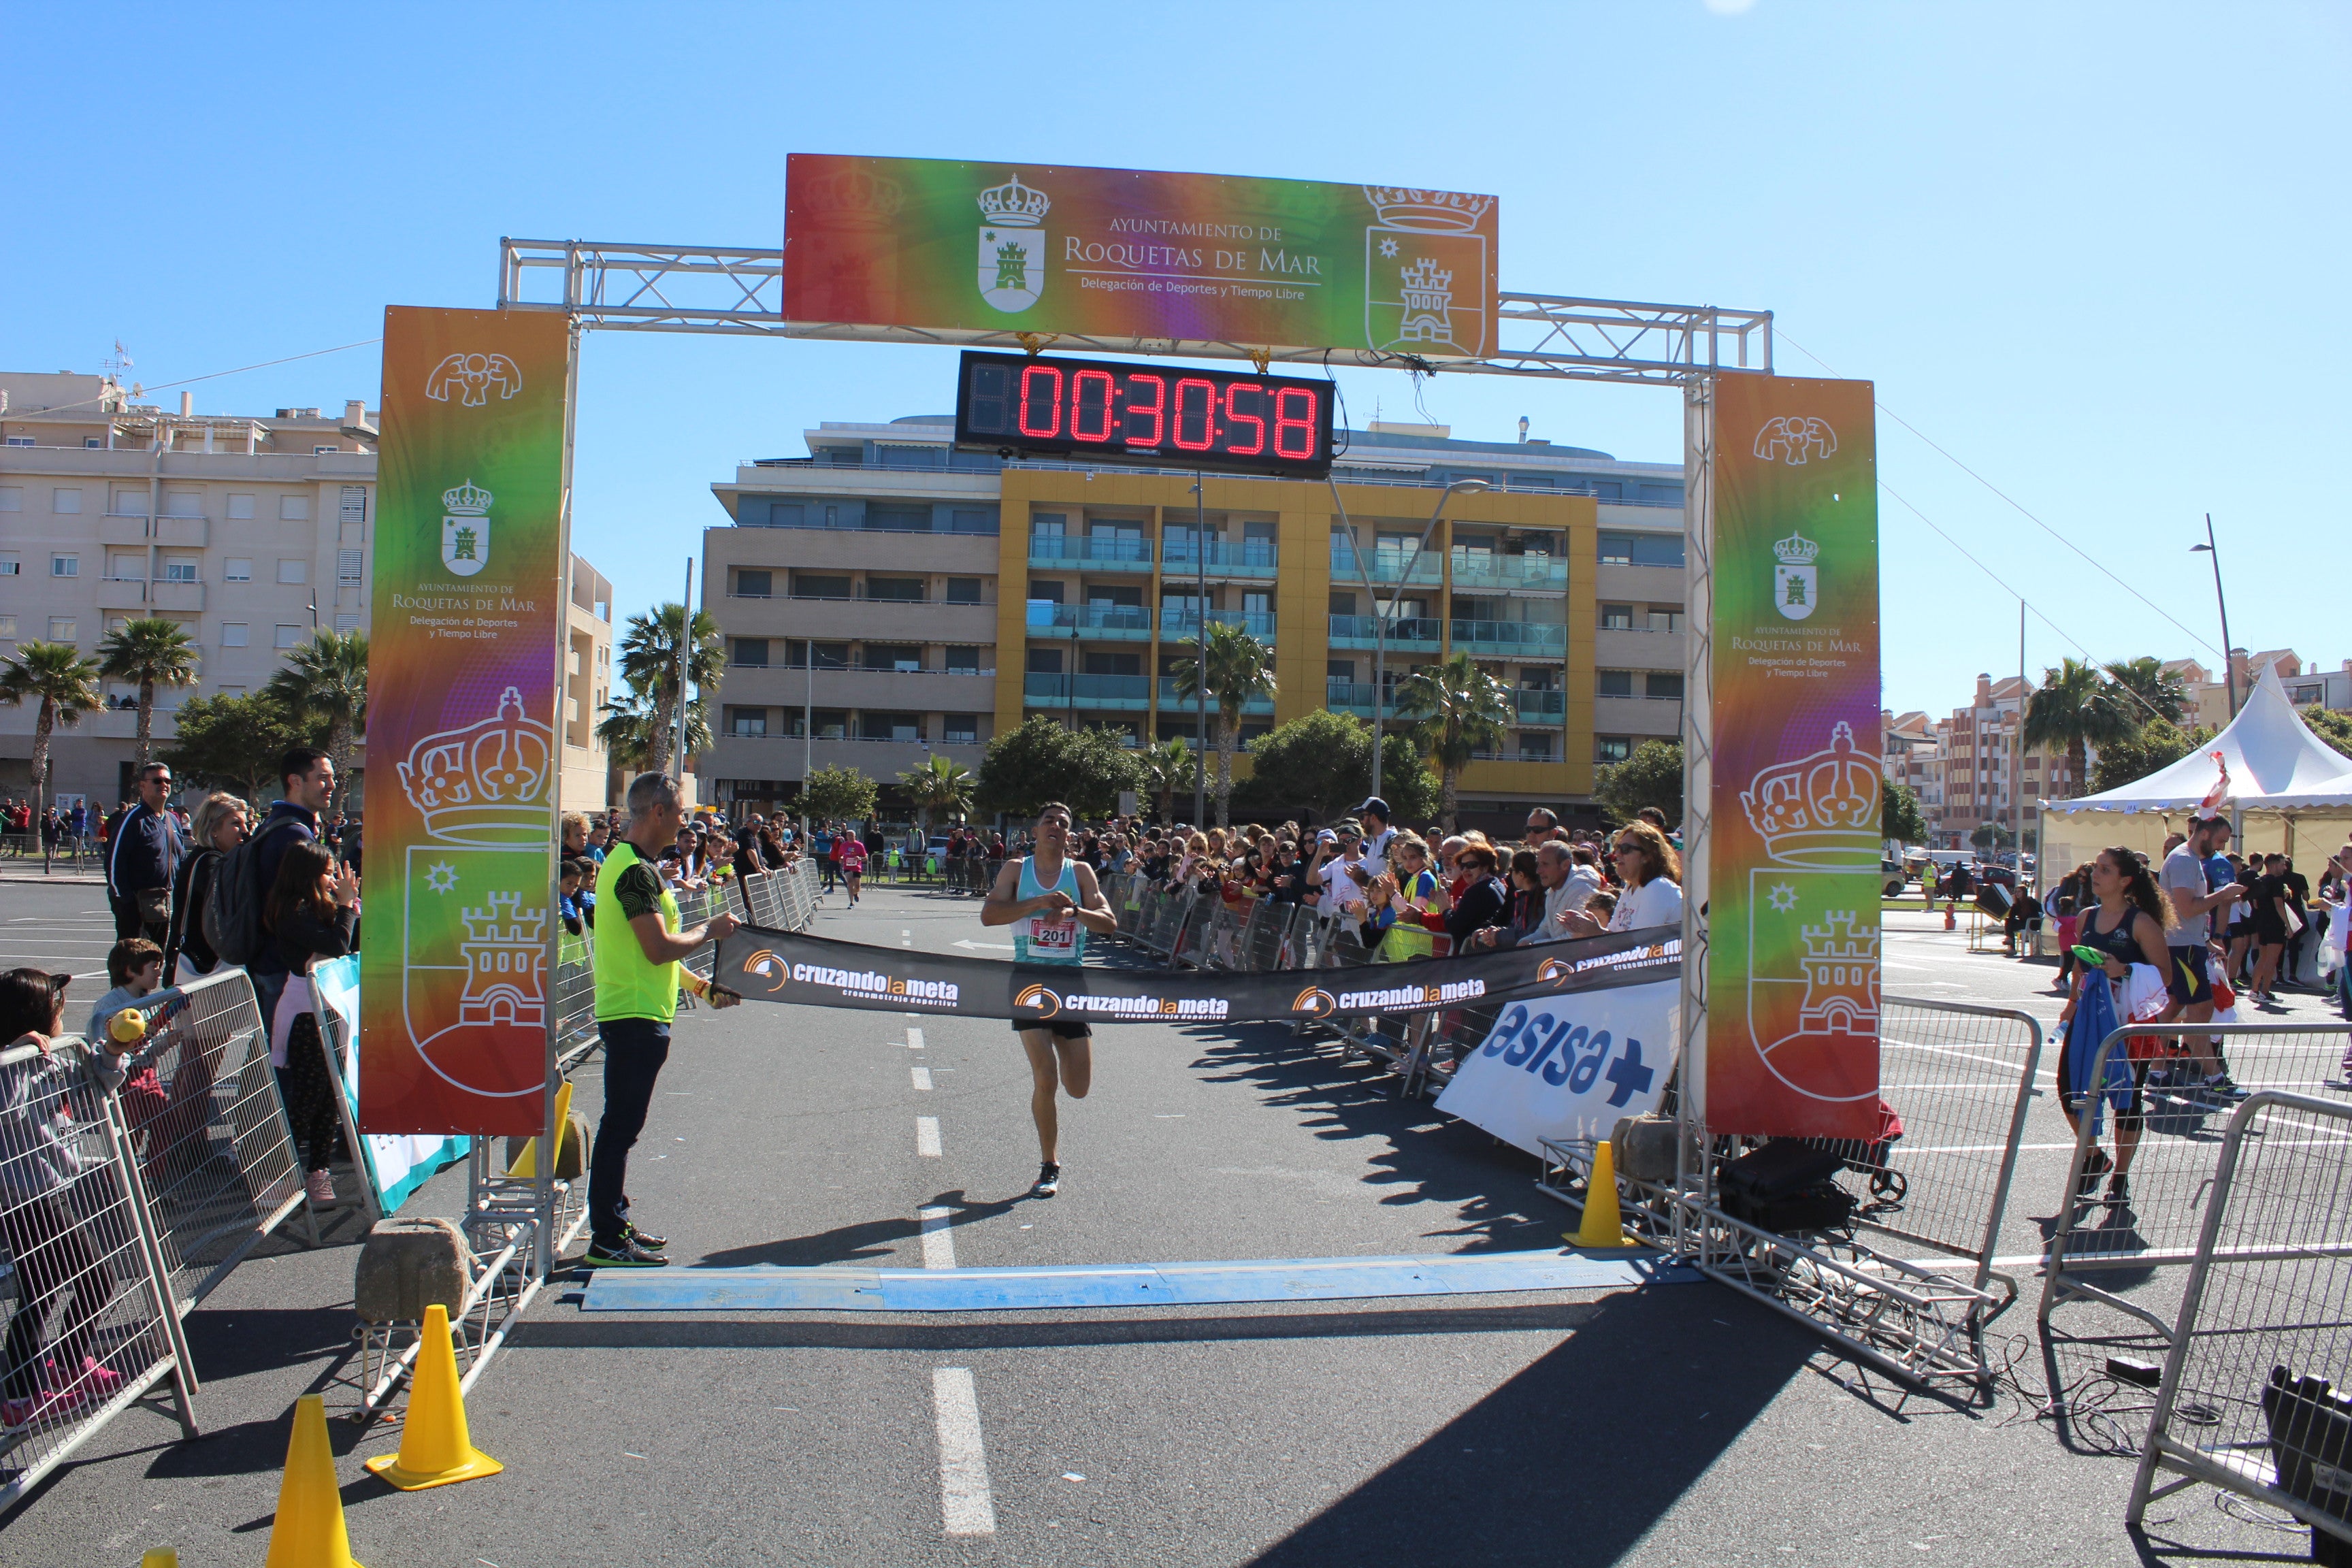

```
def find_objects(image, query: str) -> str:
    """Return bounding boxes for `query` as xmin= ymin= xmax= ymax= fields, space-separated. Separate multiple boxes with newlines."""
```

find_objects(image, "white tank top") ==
xmin=1015 ymin=855 xmax=1085 ymax=966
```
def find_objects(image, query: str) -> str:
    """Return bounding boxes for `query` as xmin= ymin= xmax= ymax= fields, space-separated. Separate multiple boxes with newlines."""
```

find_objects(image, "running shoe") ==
xmin=2202 ymin=1075 xmax=2249 ymax=1100
xmin=305 ymin=1169 xmax=337 ymax=1205
xmin=67 ymin=1356 xmax=124 ymax=1401
xmin=582 ymin=1235 xmax=670 ymax=1269
xmin=622 ymin=1222 xmax=668 ymax=1251
xmin=2106 ymin=1173 xmax=2130 ymax=1205
xmin=0 ymin=1396 xmax=37 ymax=1431
xmin=2076 ymin=1146 xmax=2111 ymax=1197
xmin=1030 ymin=1161 xmax=1062 ymax=1198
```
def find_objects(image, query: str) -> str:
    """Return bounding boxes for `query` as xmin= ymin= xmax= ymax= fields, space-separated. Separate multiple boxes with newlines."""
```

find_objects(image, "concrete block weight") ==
xmin=354 ymin=1216 xmax=474 ymax=1325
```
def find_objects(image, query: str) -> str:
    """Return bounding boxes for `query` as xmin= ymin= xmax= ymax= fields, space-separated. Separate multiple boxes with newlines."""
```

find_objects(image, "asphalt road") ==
xmin=2 ymin=878 xmax=2342 ymax=1565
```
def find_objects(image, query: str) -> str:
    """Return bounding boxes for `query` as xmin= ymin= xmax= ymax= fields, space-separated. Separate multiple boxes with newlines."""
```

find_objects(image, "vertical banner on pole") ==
xmin=361 ymin=307 xmax=572 ymax=1135
xmin=1703 ymin=375 xmax=1881 ymax=1139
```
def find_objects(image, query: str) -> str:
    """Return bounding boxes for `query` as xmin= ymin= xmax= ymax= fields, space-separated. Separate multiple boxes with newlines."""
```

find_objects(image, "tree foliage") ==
xmin=898 ymin=753 xmax=976 ymax=836
xmin=801 ymin=763 xmax=879 ymax=823
xmin=264 ymin=630 xmax=368 ymax=813
xmin=161 ymin=692 xmax=329 ymax=805
xmin=597 ymin=685 xmax=712 ymax=774
xmin=1138 ymin=738 xmax=1194 ymax=821
xmin=2102 ymin=655 xmax=2191 ymax=727
xmin=2025 ymin=657 xmax=2140 ymax=803
xmin=97 ymin=617 xmax=201 ymax=767
xmin=1971 ymin=821 xmax=2016 ymax=850
xmin=2088 ymin=717 xmax=2215 ymax=795
xmin=1167 ymin=623 xmax=1277 ymax=827
xmin=1391 ymin=651 xmax=1513 ymax=832
xmin=2301 ymin=706 xmax=2352 ymax=762
xmin=1596 ymin=740 xmax=1682 ymax=829
xmin=975 ymin=716 xmax=1143 ymax=820
xmin=0 ymin=641 xmax=105 ymax=801
xmin=617 ymin=603 xmax=725 ymax=778
xmin=1233 ymin=708 xmax=1441 ymax=826
xmin=1883 ymin=779 xmax=1928 ymax=846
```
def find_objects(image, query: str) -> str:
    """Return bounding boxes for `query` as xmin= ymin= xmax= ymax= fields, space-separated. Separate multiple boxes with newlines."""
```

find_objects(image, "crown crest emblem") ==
xmin=395 ymin=687 xmax=553 ymax=845
xmin=442 ymin=478 xmax=492 ymax=517
xmin=1363 ymin=186 xmax=1493 ymax=233
xmin=804 ymin=166 xmax=904 ymax=225
xmin=1774 ymin=529 xmax=1819 ymax=566
xmin=977 ymin=173 xmax=1051 ymax=227
xmin=1739 ymin=722 xmax=1882 ymax=868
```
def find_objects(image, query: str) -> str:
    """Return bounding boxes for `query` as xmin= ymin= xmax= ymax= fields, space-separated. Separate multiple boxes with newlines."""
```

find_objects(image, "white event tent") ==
xmin=2039 ymin=664 xmax=2352 ymax=880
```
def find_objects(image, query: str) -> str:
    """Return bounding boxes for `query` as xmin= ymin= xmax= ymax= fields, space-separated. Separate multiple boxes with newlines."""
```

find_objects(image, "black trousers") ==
xmin=588 ymin=1017 xmax=670 ymax=1243
xmin=110 ymin=892 xmax=167 ymax=945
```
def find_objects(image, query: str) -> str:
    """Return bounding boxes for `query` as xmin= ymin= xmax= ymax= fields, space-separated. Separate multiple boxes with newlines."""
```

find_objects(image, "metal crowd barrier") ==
xmin=0 ymin=1036 xmax=202 ymax=1511
xmin=2125 ymin=1090 xmax=2352 ymax=1553
xmin=2039 ymin=1021 xmax=2352 ymax=1428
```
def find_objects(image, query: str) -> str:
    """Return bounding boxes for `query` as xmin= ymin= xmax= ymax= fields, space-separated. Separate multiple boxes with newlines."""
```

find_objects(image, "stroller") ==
xmin=1803 ymin=1097 xmax=1907 ymax=1207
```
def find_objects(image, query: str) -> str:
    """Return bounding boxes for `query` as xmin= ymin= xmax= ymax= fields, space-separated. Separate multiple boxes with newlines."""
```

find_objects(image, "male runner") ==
xmin=981 ymin=802 xmax=1118 ymax=1196
xmin=2160 ymin=813 xmax=2246 ymax=1095
xmin=583 ymin=772 xmax=742 ymax=1268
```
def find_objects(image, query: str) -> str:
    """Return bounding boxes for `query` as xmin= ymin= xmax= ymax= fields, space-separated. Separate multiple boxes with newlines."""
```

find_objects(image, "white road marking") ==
xmin=951 ymin=938 xmax=1014 ymax=951
xmin=911 ymin=1066 xmax=933 ymax=1091
xmin=916 ymin=1116 xmax=943 ymax=1157
xmin=907 ymin=1026 xmax=925 ymax=1050
xmin=920 ymin=1206 xmax=956 ymax=1269
xmin=932 ymin=1367 xmax=996 ymax=1537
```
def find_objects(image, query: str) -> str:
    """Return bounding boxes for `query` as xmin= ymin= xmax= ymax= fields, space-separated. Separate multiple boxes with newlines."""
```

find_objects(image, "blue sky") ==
xmin=7 ymin=3 xmax=2343 ymax=715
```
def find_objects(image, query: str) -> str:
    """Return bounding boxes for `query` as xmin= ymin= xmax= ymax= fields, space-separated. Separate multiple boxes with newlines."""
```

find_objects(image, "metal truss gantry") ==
xmin=496 ymin=238 xmax=1771 ymax=388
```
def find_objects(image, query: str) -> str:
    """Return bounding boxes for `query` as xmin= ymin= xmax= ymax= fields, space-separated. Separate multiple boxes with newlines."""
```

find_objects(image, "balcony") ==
xmin=1451 ymin=619 xmax=1567 ymax=659
xmin=1514 ymin=689 xmax=1567 ymax=725
xmin=1594 ymin=627 xmax=1686 ymax=669
xmin=1024 ymin=603 xmax=1154 ymax=640
xmin=1328 ymin=614 xmax=1440 ymax=651
xmin=724 ymin=596 xmax=996 ymax=640
xmin=1028 ymin=535 xmax=1154 ymax=572
xmin=1162 ymin=608 xmax=1275 ymax=642
xmin=1594 ymin=562 xmax=1686 ymax=603
xmin=95 ymin=576 xmax=150 ymax=612
xmin=1162 ymin=539 xmax=1277 ymax=579
xmin=155 ymin=515 xmax=208 ymax=548
xmin=706 ymin=734 xmax=987 ymax=782
xmin=1024 ymin=673 xmax=1152 ymax=711
xmin=97 ymin=513 xmax=151 ymax=547
xmin=1330 ymin=546 xmax=1442 ymax=586
xmin=721 ymin=664 xmax=995 ymax=711
xmin=152 ymin=580 xmax=204 ymax=612
xmin=1324 ymin=681 xmax=1399 ymax=719
xmin=1157 ymin=677 xmax=1273 ymax=715
xmin=1450 ymin=553 xmax=1567 ymax=593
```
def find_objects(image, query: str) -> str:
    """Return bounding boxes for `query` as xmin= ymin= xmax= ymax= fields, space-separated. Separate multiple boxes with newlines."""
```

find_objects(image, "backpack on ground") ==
xmin=203 ymin=814 xmax=304 ymax=966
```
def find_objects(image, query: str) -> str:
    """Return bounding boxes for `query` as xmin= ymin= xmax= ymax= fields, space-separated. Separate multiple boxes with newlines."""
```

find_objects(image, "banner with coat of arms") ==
xmin=1703 ymin=375 xmax=1883 ymax=1139
xmin=361 ymin=306 xmax=572 ymax=1135
xmin=785 ymin=154 xmax=1498 ymax=360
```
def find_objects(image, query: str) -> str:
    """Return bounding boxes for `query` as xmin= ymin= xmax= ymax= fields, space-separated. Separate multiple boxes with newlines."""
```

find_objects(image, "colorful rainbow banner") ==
xmin=1703 ymin=375 xmax=1883 ymax=1139
xmin=360 ymin=306 xmax=572 ymax=1136
xmin=785 ymin=154 xmax=1498 ymax=359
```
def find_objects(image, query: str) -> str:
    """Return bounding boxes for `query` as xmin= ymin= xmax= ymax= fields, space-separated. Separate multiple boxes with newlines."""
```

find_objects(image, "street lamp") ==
xmin=1335 ymin=476 xmax=1491 ymax=801
xmin=2191 ymin=514 xmax=2238 ymax=721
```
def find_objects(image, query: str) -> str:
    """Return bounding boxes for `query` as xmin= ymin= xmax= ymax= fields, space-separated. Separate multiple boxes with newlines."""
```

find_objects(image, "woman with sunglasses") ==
xmin=1562 ymin=821 xmax=1682 ymax=938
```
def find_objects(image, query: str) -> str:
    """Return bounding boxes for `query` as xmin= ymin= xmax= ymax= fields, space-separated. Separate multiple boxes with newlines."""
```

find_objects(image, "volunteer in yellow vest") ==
xmin=981 ymin=802 xmax=1118 ymax=1198
xmin=1377 ymin=832 xmax=1446 ymax=961
xmin=583 ymin=773 xmax=741 ymax=1269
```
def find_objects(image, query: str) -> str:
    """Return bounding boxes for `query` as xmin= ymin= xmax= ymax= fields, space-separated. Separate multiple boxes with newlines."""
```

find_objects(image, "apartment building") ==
xmin=702 ymin=412 xmax=1690 ymax=829
xmin=0 ymin=370 xmax=615 ymax=813
xmin=2163 ymin=650 xmax=2344 ymax=728
xmin=1906 ymin=673 xmax=2082 ymax=851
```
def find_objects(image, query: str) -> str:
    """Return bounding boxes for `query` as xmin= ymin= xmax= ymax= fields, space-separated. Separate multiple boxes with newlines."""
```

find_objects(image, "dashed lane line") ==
xmin=916 ymin=1116 xmax=943 ymax=1157
xmin=932 ymin=1367 xmax=996 ymax=1537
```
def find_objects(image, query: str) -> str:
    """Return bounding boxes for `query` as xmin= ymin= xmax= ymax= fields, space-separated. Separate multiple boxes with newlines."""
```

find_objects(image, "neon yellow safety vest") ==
xmin=593 ymin=841 xmax=682 ymax=1023
xmin=1382 ymin=869 xmax=1441 ymax=962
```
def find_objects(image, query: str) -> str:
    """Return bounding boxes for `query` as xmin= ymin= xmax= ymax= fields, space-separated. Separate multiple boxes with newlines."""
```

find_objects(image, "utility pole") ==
xmin=1334 ymin=476 xmax=1490 ymax=802
xmin=673 ymin=559 xmax=693 ymax=792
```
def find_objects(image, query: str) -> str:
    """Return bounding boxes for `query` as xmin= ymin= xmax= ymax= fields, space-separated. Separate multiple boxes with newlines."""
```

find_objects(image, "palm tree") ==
xmin=2025 ymin=656 xmax=2138 ymax=802
xmin=596 ymin=683 xmax=713 ymax=777
xmin=264 ymin=630 xmax=368 ymax=813
xmin=617 ymin=603 xmax=725 ymax=778
xmin=1392 ymin=651 xmax=1512 ymax=831
xmin=97 ymin=617 xmax=201 ymax=768
xmin=1 ymin=642 xmax=103 ymax=865
xmin=1169 ymin=623 xmax=1276 ymax=827
xmin=2102 ymin=655 xmax=2191 ymax=728
xmin=1139 ymin=737 xmax=1192 ymax=822
xmin=898 ymin=753 xmax=976 ymax=838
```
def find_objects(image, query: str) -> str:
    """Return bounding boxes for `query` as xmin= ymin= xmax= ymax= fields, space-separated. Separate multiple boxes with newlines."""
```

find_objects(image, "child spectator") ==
xmin=263 ymin=842 xmax=359 ymax=1206
xmin=86 ymin=938 xmax=200 ymax=1166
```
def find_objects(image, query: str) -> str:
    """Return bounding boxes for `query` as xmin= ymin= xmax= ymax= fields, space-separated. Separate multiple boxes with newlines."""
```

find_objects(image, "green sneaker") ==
xmin=582 ymin=1236 xmax=668 ymax=1269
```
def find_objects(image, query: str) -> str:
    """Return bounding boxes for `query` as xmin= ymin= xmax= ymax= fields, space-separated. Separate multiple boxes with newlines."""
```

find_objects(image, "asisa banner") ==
xmin=1435 ymin=979 xmax=1678 ymax=1158
xmin=713 ymin=924 xmax=1678 ymax=1026
xmin=784 ymin=154 xmax=1499 ymax=361
xmin=1703 ymin=374 xmax=1883 ymax=1139
xmin=359 ymin=306 xmax=573 ymax=1136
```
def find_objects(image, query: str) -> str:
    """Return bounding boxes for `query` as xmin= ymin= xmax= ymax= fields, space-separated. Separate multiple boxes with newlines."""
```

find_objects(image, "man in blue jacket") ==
xmin=105 ymin=762 xmax=184 ymax=943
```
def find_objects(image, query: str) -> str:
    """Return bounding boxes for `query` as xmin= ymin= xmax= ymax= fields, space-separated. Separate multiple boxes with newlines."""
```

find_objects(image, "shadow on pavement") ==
xmin=691 ymin=1188 xmax=1025 ymax=1269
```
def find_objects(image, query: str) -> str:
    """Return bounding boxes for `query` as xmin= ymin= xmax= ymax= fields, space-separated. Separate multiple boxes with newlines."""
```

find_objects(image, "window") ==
xmin=725 ymin=706 xmax=770 ymax=738
xmin=224 ymin=558 xmax=252 ymax=581
xmin=338 ymin=549 xmax=363 ymax=583
xmin=1646 ymin=672 xmax=1684 ymax=700
xmin=1026 ymin=648 xmax=1065 ymax=674
xmin=1030 ymin=513 xmax=1067 ymax=538
xmin=1597 ymin=531 xmax=1684 ymax=568
xmin=340 ymin=487 xmax=367 ymax=525
xmin=1519 ymin=734 xmax=1556 ymax=761
xmin=163 ymin=490 xmax=202 ymax=518
xmin=279 ymin=495 xmax=309 ymax=521
xmin=3 ymin=437 xmax=31 ymax=448
xmin=730 ymin=637 xmax=770 ymax=667
xmin=1330 ymin=591 xmax=1358 ymax=615
xmin=335 ymin=613 xmax=360 ymax=633
xmin=866 ymin=506 xmax=929 ymax=532
xmin=945 ymin=645 xmax=982 ymax=674
xmin=0 ymin=615 xmax=14 ymax=638
xmin=862 ymin=643 xmax=921 ymax=672
xmin=760 ymin=502 xmax=804 ymax=528
xmin=51 ymin=554 xmax=78 ymax=578
xmin=49 ymin=618 xmax=78 ymax=641
xmin=0 ymin=487 xmax=19 ymax=511
xmin=945 ymin=578 xmax=983 ymax=604
xmin=278 ymin=559 xmax=308 ymax=585
xmin=949 ymin=508 xmax=998 ymax=534
xmin=1646 ymin=606 xmax=1684 ymax=632
xmin=2293 ymin=684 xmax=2323 ymax=704
xmin=313 ymin=445 xmax=338 ymax=456
xmin=943 ymin=714 xmax=979 ymax=745
xmin=114 ymin=488 xmax=154 ymax=516
xmin=1600 ymin=603 xmax=1634 ymax=630
xmin=809 ymin=709 xmax=849 ymax=740
xmin=163 ymin=559 xmax=199 ymax=583
xmin=227 ymin=493 xmax=256 ymax=519
xmin=52 ymin=489 xmax=82 ymax=514
xmin=1596 ymin=736 xmax=1633 ymax=764
xmin=865 ymin=576 xmax=925 ymax=602
xmin=1596 ymin=670 xmax=1634 ymax=698
xmin=0 ymin=553 xmax=18 ymax=576
xmin=221 ymin=623 xmax=250 ymax=647
xmin=106 ymin=551 xmax=144 ymax=581
xmin=734 ymin=569 xmax=772 ymax=598
xmin=274 ymin=625 xmax=304 ymax=649
xmin=859 ymin=712 xmax=921 ymax=742
xmin=791 ymin=572 xmax=851 ymax=599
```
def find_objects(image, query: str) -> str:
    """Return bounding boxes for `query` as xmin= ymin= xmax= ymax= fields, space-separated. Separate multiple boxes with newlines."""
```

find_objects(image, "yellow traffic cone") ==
xmin=140 ymin=1550 xmax=180 ymax=1568
xmin=1571 ymin=1139 xmax=1636 ymax=1250
xmin=506 ymin=1079 xmax=575 ymax=1180
xmin=265 ymin=1394 xmax=363 ymax=1568
xmin=363 ymin=1304 xmax=502 ymax=1490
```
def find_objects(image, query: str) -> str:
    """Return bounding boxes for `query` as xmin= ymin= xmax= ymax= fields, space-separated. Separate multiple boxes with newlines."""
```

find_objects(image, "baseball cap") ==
xmin=1352 ymin=796 xmax=1390 ymax=820
xmin=1316 ymin=828 xmax=1338 ymax=845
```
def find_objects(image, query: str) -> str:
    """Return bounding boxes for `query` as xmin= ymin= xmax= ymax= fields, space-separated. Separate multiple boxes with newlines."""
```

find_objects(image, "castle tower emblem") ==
xmin=1363 ymin=186 xmax=1494 ymax=357
xmin=1396 ymin=259 xmax=1456 ymax=343
xmin=440 ymin=478 xmax=491 ymax=579
xmin=976 ymin=172 xmax=1049 ymax=314
xmin=458 ymin=892 xmax=548 ymax=1029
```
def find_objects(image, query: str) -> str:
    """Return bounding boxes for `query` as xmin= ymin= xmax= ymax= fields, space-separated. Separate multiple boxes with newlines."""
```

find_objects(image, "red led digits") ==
xmin=1173 ymin=378 xmax=1217 ymax=451
xmin=1223 ymin=383 xmax=1266 ymax=455
xmin=1017 ymin=365 xmax=1064 ymax=439
xmin=1273 ymin=387 xmax=1319 ymax=459
xmin=1071 ymin=369 xmax=1115 ymax=444
xmin=1124 ymin=373 xmax=1166 ymax=447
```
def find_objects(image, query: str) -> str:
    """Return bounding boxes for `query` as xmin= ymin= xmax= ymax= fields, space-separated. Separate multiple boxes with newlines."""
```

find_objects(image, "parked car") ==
xmin=1882 ymin=858 xmax=1908 ymax=897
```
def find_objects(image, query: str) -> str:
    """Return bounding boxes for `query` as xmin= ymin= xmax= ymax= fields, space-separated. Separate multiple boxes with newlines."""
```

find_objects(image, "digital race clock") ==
xmin=954 ymin=351 xmax=1335 ymax=478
